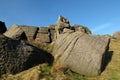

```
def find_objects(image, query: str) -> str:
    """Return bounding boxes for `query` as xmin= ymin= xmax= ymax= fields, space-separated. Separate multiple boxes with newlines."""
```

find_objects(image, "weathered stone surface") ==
xmin=35 ymin=33 xmax=50 ymax=43
xmin=113 ymin=31 xmax=120 ymax=39
xmin=71 ymin=24 xmax=91 ymax=34
xmin=56 ymin=16 xmax=70 ymax=28
xmin=63 ymin=28 xmax=74 ymax=33
xmin=4 ymin=24 xmax=26 ymax=40
xmin=48 ymin=16 xmax=92 ymax=42
xmin=4 ymin=25 xmax=38 ymax=40
xmin=35 ymin=27 xmax=50 ymax=43
xmin=0 ymin=21 xmax=7 ymax=34
xmin=53 ymin=31 xmax=110 ymax=76
xmin=20 ymin=25 xmax=38 ymax=40
xmin=49 ymin=24 xmax=55 ymax=30
xmin=38 ymin=27 xmax=48 ymax=34
xmin=0 ymin=34 xmax=53 ymax=76
xmin=55 ymin=16 xmax=70 ymax=39
xmin=103 ymin=34 xmax=111 ymax=39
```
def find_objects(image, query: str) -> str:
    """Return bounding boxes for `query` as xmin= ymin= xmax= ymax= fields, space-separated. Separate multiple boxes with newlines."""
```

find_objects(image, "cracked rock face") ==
xmin=53 ymin=31 xmax=110 ymax=76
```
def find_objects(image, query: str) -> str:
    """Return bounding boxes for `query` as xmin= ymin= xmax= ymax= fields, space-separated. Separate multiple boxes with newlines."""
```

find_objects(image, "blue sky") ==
xmin=0 ymin=0 xmax=120 ymax=35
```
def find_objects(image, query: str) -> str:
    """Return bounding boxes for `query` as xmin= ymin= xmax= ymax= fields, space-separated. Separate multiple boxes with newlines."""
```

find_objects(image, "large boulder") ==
xmin=4 ymin=24 xmax=27 ymax=40
xmin=113 ymin=31 xmax=120 ymax=40
xmin=0 ymin=34 xmax=53 ymax=76
xmin=53 ymin=31 xmax=110 ymax=76
xmin=0 ymin=21 xmax=7 ymax=34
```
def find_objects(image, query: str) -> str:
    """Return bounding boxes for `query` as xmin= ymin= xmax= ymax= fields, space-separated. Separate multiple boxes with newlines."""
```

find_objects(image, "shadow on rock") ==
xmin=0 ymin=35 xmax=54 ymax=76
xmin=23 ymin=44 xmax=54 ymax=70
xmin=101 ymin=50 xmax=113 ymax=73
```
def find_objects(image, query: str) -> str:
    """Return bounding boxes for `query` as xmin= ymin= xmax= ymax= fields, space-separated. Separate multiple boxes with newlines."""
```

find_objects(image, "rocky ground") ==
xmin=0 ymin=38 xmax=120 ymax=80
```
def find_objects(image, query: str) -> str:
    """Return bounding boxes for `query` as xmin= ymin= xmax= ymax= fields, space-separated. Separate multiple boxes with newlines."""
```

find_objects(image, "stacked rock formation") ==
xmin=51 ymin=16 xmax=92 ymax=41
xmin=0 ymin=21 xmax=7 ymax=34
xmin=48 ymin=16 xmax=71 ymax=42
xmin=55 ymin=16 xmax=70 ymax=39
xmin=0 ymin=34 xmax=53 ymax=76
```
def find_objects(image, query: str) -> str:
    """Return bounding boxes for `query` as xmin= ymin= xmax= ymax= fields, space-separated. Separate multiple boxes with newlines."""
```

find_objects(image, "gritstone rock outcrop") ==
xmin=0 ymin=16 xmax=111 ymax=77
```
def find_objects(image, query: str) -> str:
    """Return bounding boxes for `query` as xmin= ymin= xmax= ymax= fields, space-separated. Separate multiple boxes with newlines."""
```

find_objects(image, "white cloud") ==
xmin=91 ymin=23 xmax=113 ymax=33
